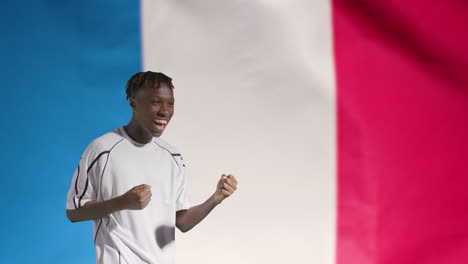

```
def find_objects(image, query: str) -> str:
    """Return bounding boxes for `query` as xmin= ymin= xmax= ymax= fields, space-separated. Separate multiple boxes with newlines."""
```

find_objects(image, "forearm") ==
xmin=176 ymin=193 xmax=222 ymax=232
xmin=66 ymin=184 xmax=152 ymax=222
xmin=66 ymin=196 xmax=124 ymax=223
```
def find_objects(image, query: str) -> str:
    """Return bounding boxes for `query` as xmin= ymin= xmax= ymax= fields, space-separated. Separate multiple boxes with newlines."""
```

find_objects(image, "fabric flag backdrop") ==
xmin=334 ymin=1 xmax=468 ymax=263
xmin=1 ymin=0 xmax=467 ymax=263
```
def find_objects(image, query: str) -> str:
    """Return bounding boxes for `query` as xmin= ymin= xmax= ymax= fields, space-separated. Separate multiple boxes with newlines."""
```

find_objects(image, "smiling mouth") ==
xmin=153 ymin=119 xmax=168 ymax=130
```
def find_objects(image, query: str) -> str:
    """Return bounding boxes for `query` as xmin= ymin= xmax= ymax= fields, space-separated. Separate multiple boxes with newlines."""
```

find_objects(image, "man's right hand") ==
xmin=119 ymin=184 xmax=152 ymax=210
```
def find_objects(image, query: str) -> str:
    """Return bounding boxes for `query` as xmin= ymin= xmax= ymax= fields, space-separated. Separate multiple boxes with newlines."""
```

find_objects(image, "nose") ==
xmin=158 ymin=103 xmax=170 ymax=116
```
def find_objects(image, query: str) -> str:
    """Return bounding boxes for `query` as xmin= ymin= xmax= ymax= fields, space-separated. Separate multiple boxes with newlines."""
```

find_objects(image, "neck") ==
xmin=125 ymin=118 xmax=153 ymax=144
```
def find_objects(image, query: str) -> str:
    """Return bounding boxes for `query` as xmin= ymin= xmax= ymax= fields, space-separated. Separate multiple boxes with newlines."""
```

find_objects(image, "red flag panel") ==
xmin=334 ymin=1 xmax=468 ymax=263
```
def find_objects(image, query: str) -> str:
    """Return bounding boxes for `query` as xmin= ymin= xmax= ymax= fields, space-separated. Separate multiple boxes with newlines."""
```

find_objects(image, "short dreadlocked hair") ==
xmin=125 ymin=71 xmax=175 ymax=100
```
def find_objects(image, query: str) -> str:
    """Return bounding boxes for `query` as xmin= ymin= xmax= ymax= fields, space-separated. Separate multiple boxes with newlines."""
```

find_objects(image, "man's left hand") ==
xmin=213 ymin=174 xmax=238 ymax=204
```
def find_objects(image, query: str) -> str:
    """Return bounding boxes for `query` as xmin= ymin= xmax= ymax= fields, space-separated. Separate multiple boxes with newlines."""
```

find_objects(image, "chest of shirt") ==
xmin=100 ymin=145 xmax=179 ymax=203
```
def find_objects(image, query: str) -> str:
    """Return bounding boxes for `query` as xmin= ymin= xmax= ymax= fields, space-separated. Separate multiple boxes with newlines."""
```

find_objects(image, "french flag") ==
xmin=4 ymin=0 xmax=467 ymax=263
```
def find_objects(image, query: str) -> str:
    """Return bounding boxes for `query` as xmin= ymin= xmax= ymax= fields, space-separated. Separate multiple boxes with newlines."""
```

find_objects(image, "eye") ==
xmin=169 ymin=102 xmax=175 ymax=106
xmin=152 ymin=100 xmax=161 ymax=105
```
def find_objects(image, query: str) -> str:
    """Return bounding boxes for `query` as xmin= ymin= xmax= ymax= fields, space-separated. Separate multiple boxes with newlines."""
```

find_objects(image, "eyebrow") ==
xmin=152 ymin=97 xmax=175 ymax=101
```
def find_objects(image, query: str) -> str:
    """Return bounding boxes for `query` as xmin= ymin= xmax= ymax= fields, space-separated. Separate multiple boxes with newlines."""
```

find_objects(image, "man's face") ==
xmin=131 ymin=83 xmax=174 ymax=137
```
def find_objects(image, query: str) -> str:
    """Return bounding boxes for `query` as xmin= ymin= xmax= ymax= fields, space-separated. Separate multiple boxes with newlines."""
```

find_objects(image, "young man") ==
xmin=66 ymin=71 xmax=238 ymax=264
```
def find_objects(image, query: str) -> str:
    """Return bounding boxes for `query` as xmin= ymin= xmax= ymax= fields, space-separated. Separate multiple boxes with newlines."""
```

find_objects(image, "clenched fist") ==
xmin=213 ymin=174 xmax=238 ymax=204
xmin=119 ymin=184 xmax=152 ymax=210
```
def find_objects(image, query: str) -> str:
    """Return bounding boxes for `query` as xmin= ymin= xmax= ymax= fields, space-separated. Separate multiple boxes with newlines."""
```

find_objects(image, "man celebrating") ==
xmin=66 ymin=71 xmax=238 ymax=264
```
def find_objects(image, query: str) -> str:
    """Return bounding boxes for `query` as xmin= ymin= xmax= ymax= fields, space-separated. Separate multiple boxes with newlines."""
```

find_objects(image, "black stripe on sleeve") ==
xmin=77 ymin=151 xmax=109 ymax=208
xmin=78 ymin=177 xmax=90 ymax=208
xmin=74 ymin=164 xmax=80 ymax=194
xmin=98 ymin=155 xmax=111 ymax=201
xmin=77 ymin=139 xmax=124 ymax=208
xmin=98 ymin=139 xmax=124 ymax=201
xmin=87 ymin=151 xmax=110 ymax=173
xmin=73 ymin=165 xmax=80 ymax=209
xmin=94 ymin=218 xmax=102 ymax=243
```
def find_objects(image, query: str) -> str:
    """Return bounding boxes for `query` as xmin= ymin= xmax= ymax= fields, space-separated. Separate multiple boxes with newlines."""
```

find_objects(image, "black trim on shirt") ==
xmin=153 ymin=141 xmax=186 ymax=167
xmin=98 ymin=139 xmax=124 ymax=201
xmin=173 ymin=153 xmax=186 ymax=167
xmin=75 ymin=138 xmax=124 ymax=208
xmin=94 ymin=218 xmax=102 ymax=243
xmin=74 ymin=164 xmax=80 ymax=194
xmin=98 ymin=157 xmax=111 ymax=202
xmin=78 ymin=151 xmax=109 ymax=208
xmin=73 ymin=165 xmax=80 ymax=209
xmin=91 ymin=139 xmax=124 ymax=242
xmin=87 ymin=151 xmax=111 ymax=174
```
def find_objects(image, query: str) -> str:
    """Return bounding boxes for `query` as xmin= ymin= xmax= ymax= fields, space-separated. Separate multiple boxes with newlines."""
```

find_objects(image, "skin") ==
xmin=66 ymin=82 xmax=238 ymax=233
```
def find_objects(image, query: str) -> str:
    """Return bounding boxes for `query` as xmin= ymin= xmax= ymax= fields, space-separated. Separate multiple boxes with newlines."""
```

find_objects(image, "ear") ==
xmin=129 ymin=96 xmax=136 ymax=110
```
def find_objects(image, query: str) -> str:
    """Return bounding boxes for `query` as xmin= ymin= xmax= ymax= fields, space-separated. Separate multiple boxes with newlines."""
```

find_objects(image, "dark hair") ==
xmin=125 ymin=71 xmax=174 ymax=100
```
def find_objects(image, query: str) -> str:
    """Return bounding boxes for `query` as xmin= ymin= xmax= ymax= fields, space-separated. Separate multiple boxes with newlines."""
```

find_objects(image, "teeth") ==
xmin=154 ymin=119 xmax=168 ymax=125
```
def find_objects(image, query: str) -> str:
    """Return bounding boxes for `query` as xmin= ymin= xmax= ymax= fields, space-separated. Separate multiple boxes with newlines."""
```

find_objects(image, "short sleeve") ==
xmin=66 ymin=143 xmax=108 ymax=210
xmin=174 ymin=155 xmax=190 ymax=211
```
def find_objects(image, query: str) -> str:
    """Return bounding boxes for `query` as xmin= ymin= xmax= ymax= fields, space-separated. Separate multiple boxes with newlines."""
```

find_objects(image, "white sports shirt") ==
xmin=66 ymin=127 xmax=190 ymax=264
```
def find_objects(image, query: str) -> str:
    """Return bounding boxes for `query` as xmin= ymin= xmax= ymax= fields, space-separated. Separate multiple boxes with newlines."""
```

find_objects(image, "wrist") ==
xmin=211 ymin=192 xmax=224 ymax=205
xmin=111 ymin=195 xmax=127 ymax=212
